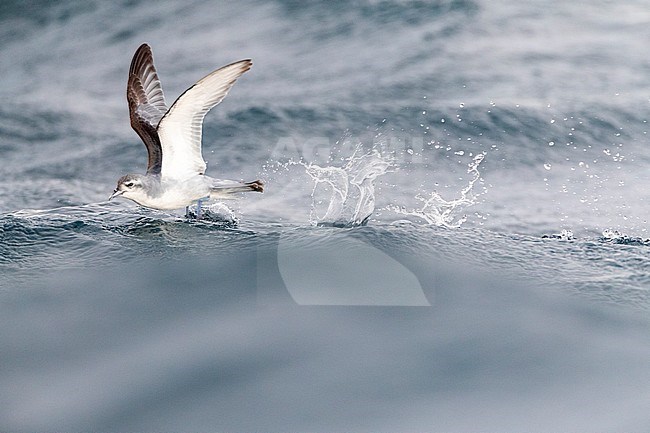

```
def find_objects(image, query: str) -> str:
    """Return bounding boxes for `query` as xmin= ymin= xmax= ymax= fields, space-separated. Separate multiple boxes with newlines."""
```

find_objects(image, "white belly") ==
xmin=139 ymin=176 xmax=212 ymax=210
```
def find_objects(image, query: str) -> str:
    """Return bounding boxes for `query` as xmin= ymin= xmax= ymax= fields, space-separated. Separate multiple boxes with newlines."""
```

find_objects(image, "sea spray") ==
xmin=184 ymin=201 xmax=239 ymax=226
xmin=263 ymin=135 xmax=393 ymax=226
xmin=305 ymin=148 xmax=392 ymax=226
xmin=388 ymin=152 xmax=486 ymax=227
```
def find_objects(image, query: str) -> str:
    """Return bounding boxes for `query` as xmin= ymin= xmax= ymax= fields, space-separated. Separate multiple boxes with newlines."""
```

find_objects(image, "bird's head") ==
xmin=109 ymin=174 xmax=147 ymax=203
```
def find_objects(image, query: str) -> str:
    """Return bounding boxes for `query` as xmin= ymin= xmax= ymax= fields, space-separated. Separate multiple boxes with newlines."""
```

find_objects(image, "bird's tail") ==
xmin=209 ymin=179 xmax=264 ymax=198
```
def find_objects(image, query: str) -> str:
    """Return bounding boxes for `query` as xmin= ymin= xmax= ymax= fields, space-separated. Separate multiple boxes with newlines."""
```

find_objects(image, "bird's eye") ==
xmin=125 ymin=182 xmax=134 ymax=188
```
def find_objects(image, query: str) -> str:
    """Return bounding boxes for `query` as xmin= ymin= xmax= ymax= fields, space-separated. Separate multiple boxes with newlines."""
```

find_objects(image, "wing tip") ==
xmin=130 ymin=43 xmax=154 ymax=75
xmin=233 ymin=58 xmax=253 ymax=73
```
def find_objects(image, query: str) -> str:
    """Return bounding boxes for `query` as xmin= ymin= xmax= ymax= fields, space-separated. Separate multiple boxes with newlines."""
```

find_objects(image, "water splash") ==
xmin=388 ymin=152 xmax=486 ymax=228
xmin=305 ymin=148 xmax=392 ymax=227
xmin=185 ymin=202 xmax=239 ymax=227
xmin=541 ymin=229 xmax=575 ymax=240
xmin=601 ymin=229 xmax=649 ymax=246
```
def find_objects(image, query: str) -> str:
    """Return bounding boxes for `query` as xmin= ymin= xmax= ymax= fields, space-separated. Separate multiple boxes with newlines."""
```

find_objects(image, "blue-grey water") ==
xmin=2 ymin=1 xmax=650 ymax=432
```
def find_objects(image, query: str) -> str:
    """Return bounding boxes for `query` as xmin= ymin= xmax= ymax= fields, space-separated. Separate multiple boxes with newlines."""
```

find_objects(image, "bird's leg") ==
xmin=196 ymin=198 xmax=203 ymax=220
xmin=185 ymin=206 xmax=190 ymax=219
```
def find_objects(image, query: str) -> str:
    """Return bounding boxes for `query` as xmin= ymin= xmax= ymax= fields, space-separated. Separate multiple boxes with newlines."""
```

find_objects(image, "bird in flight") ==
xmin=110 ymin=43 xmax=263 ymax=217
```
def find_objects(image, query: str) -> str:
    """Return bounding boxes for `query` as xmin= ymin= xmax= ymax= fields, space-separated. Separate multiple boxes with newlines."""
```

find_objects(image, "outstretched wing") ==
xmin=156 ymin=59 xmax=252 ymax=180
xmin=127 ymin=43 xmax=168 ymax=175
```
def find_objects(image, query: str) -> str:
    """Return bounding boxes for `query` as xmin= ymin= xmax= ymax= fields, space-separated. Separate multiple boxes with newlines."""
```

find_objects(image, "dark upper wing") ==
xmin=126 ymin=43 xmax=168 ymax=175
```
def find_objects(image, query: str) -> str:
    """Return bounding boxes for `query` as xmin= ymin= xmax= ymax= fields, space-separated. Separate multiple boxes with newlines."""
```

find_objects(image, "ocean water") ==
xmin=2 ymin=1 xmax=650 ymax=431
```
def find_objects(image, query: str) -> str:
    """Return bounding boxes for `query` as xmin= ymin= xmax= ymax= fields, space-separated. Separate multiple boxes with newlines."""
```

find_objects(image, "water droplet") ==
xmin=422 ymin=110 xmax=427 ymax=115
xmin=544 ymin=163 xmax=552 ymax=170
xmin=441 ymin=118 xmax=445 ymax=123
xmin=548 ymin=141 xmax=555 ymax=146
xmin=406 ymin=149 xmax=414 ymax=155
xmin=459 ymin=103 xmax=465 ymax=108
xmin=550 ymin=119 xmax=555 ymax=124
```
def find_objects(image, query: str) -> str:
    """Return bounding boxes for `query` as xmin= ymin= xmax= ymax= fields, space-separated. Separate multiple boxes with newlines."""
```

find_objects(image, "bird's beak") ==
xmin=108 ymin=189 xmax=124 ymax=201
